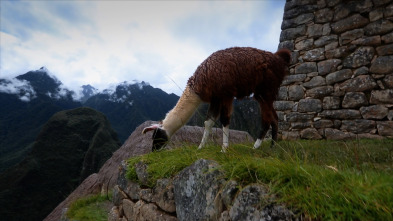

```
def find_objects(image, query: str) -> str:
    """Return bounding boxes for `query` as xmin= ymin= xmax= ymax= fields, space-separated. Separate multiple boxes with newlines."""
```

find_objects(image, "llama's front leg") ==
xmin=198 ymin=119 xmax=214 ymax=149
xmin=221 ymin=125 xmax=230 ymax=153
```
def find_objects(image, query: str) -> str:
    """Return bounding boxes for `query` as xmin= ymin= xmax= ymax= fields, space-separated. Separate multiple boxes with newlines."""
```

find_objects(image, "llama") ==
xmin=142 ymin=47 xmax=291 ymax=152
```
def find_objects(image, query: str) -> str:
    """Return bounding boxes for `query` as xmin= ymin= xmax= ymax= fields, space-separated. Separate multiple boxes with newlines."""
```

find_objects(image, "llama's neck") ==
xmin=162 ymin=86 xmax=202 ymax=138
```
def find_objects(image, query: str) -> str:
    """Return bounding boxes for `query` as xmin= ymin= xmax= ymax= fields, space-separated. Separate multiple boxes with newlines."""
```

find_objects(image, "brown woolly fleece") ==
xmin=187 ymin=47 xmax=291 ymax=104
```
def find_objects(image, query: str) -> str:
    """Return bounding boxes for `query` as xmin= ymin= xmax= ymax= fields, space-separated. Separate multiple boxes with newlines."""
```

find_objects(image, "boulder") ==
xmin=173 ymin=159 xmax=225 ymax=221
xmin=229 ymin=184 xmax=294 ymax=221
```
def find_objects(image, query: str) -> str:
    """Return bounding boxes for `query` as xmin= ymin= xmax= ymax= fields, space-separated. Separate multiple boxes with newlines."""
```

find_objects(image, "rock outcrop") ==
xmin=46 ymin=121 xmax=253 ymax=221
xmin=277 ymin=0 xmax=393 ymax=140
xmin=109 ymin=159 xmax=296 ymax=221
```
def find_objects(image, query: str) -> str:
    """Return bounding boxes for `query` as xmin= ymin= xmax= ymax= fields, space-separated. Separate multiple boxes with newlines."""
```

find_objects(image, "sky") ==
xmin=0 ymin=0 xmax=286 ymax=96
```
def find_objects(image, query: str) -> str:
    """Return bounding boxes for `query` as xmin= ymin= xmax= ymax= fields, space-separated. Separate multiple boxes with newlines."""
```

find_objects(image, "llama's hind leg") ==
xmin=253 ymin=100 xmax=273 ymax=149
xmin=219 ymin=98 xmax=233 ymax=152
xmin=270 ymin=108 xmax=279 ymax=147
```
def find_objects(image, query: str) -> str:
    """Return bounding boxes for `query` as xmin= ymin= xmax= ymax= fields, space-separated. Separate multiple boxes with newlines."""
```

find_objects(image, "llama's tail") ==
xmin=275 ymin=48 xmax=291 ymax=65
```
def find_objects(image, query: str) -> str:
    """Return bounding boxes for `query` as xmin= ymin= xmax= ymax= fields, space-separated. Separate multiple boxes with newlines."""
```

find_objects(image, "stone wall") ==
xmin=109 ymin=160 xmax=296 ymax=221
xmin=277 ymin=0 xmax=393 ymax=140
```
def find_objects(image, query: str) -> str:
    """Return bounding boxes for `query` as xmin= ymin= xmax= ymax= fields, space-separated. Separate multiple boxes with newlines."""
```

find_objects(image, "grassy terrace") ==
xmin=126 ymin=139 xmax=393 ymax=220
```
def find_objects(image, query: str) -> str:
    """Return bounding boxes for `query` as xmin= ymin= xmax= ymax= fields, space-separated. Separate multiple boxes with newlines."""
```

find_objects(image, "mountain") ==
xmin=0 ymin=67 xmax=82 ymax=172
xmin=83 ymin=81 xmax=179 ymax=142
xmin=0 ymin=68 xmax=181 ymax=171
xmin=79 ymin=84 xmax=98 ymax=103
xmin=0 ymin=107 xmax=121 ymax=221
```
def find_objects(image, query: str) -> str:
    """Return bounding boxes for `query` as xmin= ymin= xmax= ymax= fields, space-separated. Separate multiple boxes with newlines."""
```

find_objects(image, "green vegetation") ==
xmin=66 ymin=194 xmax=112 ymax=221
xmin=127 ymin=139 xmax=393 ymax=220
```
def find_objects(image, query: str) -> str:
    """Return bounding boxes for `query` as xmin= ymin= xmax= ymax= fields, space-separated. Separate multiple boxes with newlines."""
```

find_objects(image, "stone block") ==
xmin=381 ymin=32 xmax=393 ymax=44
xmin=281 ymin=13 xmax=314 ymax=29
xmin=288 ymin=85 xmax=305 ymax=100
xmin=341 ymin=120 xmax=376 ymax=133
xmin=282 ymin=131 xmax=300 ymax=140
xmin=354 ymin=66 xmax=369 ymax=76
xmin=306 ymin=86 xmax=334 ymax=98
xmin=315 ymin=8 xmax=333 ymax=23
xmin=376 ymin=44 xmax=393 ymax=56
xmin=280 ymin=25 xmax=306 ymax=41
xmin=122 ymin=199 xmax=135 ymax=219
xmin=388 ymin=110 xmax=393 ymax=121
xmin=278 ymin=40 xmax=294 ymax=51
xmin=324 ymin=128 xmax=356 ymax=140
xmin=303 ymin=76 xmax=326 ymax=88
xmin=383 ymin=75 xmax=393 ymax=88
xmin=313 ymin=119 xmax=334 ymax=129
xmin=295 ymin=38 xmax=314 ymax=50
xmin=339 ymin=29 xmax=364 ymax=45
xmin=317 ymin=59 xmax=341 ymax=75
xmin=323 ymin=96 xmax=341 ymax=109
xmin=331 ymin=14 xmax=369 ymax=34
xmin=274 ymin=101 xmax=295 ymax=111
xmin=302 ymin=48 xmax=325 ymax=61
xmin=369 ymin=8 xmax=384 ymax=22
xmin=351 ymin=36 xmax=381 ymax=46
xmin=377 ymin=121 xmax=393 ymax=136
xmin=278 ymin=86 xmax=288 ymax=100
xmin=153 ymin=179 xmax=176 ymax=213
xmin=282 ymin=74 xmax=307 ymax=85
xmin=314 ymin=35 xmax=338 ymax=47
xmin=360 ymin=105 xmax=389 ymax=119
xmin=343 ymin=46 xmax=375 ymax=68
xmin=320 ymin=109 xmax=361 ymax=119
xmin=364 ymin=19 xmax=393 ymax=36
xmin=370 ymin=89 xmax=393 ymax=104
xmin=300 ymin=128 xmax=323 ymax=139
xmin=333 ymin=0 xmax=372 ymax=21
xmin=326 ymin=69 xmax=353 ymax=85
xmin=298 ymin=98 xmax=322 ymax=112
xmin=291 ymin=121 xmax=312 ymax=129
xmin=295 ymin=62 xmax=317 ymax=74
xmin=174 ymin=159 xmax=224 ymax=221
xmin=307 ymin=24 xmax=324 ymax=37
xmin=286 ymin=112 xmax=314 ymax=122
xmin=339 ymin=75 xmax=377 ymax=92
xmin=342 ymin=92 xmax=368 ymax=108
xmin=370 ymin=56 xmax=393 ymax=74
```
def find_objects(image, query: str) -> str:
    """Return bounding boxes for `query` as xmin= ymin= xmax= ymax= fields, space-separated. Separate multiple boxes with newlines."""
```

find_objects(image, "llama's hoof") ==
xmin=221 ymin=145 xmax=228 ymax=153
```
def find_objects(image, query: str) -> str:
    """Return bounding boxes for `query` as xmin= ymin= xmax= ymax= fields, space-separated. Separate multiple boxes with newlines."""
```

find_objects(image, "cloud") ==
xmin=0 ymin=77 xmax=36 ymax=102
xmin=0 ymin=0 xmax=285 ymax=96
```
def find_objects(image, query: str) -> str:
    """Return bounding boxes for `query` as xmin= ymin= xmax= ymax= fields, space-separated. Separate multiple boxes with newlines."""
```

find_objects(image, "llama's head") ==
xmin=142 ymin=124 xmax=168 ymax=151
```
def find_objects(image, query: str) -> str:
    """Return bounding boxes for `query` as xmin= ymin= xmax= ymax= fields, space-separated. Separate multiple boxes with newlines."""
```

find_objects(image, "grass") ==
xmin=126 ymin=139 xmax=393 ymax=220
xmin=66 ymin=193 xmax=112 ymax=221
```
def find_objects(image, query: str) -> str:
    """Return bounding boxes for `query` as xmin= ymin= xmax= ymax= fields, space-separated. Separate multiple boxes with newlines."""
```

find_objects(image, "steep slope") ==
xmin=0 ymin=107 xmax=120 ymax=221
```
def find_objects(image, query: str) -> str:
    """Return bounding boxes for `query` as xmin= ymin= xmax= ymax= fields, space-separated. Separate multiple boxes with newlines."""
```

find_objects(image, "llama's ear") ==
xmin=142 ymin=124 xmax=161 ymax=134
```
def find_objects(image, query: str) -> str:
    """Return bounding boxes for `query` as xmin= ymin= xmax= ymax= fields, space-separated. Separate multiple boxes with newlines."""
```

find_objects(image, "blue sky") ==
xmin=1 ymin=0 xmax=286 ymax=96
